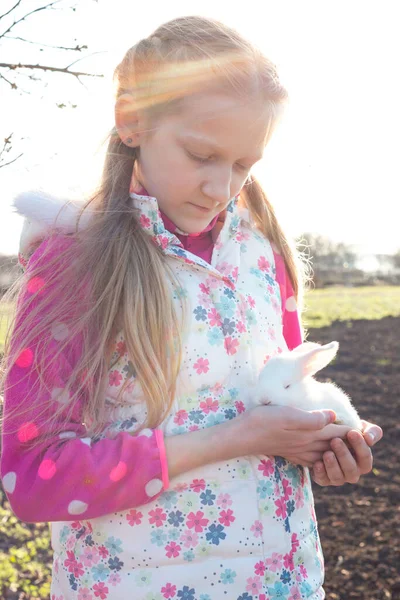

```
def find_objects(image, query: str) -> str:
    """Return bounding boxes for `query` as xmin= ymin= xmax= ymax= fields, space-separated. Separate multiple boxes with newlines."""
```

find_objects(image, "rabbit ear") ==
xmin=291 ymin=342 xmax=322 ymax=354
xmin=293 ymin=341 xmax=339 ymax=378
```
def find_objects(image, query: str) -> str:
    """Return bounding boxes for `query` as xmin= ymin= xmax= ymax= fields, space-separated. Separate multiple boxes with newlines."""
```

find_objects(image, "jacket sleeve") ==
xmin=1 ymin=235 xmax=169 ymax=523
xmin=272 ymin=250 xmax=303 ymax=350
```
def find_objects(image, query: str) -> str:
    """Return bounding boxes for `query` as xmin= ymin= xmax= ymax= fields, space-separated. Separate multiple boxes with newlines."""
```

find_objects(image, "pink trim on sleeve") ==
xmin=273 ymin=250 xmax=303 ymax=350
xmin=154 ymin=429 xmax=170 ymax=491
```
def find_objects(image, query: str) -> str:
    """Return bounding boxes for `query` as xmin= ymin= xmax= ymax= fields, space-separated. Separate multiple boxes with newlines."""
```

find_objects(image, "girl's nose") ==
xmin=201 ymin=168 xmax=232 ymax=205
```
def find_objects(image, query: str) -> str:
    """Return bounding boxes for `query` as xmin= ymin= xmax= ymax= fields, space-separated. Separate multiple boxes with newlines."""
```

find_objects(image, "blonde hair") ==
xmin=0 ymin=16 xmax=308 ymax=447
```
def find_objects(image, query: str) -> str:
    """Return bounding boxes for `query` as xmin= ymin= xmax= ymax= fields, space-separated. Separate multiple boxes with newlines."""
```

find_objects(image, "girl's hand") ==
xmin=166 ymin=405 xmax=353 ymax=478
xmin=311 ymin=419 xmax=383 ymax=486
xmin=244 ymin=405 xmax=352 ymax=467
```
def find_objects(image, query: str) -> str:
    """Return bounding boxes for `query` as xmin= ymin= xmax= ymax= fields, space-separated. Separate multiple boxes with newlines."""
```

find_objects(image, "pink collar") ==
xmin=160 ymin=209 xmax=219 ymax=238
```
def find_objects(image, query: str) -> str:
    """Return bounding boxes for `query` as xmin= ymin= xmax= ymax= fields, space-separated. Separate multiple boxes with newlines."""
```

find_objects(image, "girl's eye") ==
xmin=284 ymin=384 xmax=291 ymax=389
xmin=186 ymin=150 xmax=211 ymax=163
xmin=235 ymin=163 xmax=250 ymax=172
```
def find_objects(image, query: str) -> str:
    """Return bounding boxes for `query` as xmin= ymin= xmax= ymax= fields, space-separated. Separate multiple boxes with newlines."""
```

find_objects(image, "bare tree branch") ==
xmin=0 ymin=72 xmax=17 ymax=89
xmin=0 ymin=0 xmax=24 ymax=22
xmin=0 ymin=133 xmax=23 ymax=168
xmin=0 ymin=0 xmax=63 ymax=39
xmin=65 ymin=50 xmax=104 ymax=70
xmin=1 ymin=70 xmax=33 ymax=94
xmin=3 ymin=34 xmax=88 ymax=52
xmin=1 ymin=134 xmax=12 ymax=156
xmin=0 ymin=152 xmax=23 ymax=168
xmin=8 ymin=69 xmax=44 ymax=95
xmin=15 ymin=69 xmax=41 ymax=82
xmin=0 ymin=62 xmax=103 ymax=80
xmin=0 ymin=1 xmax=103 ymax=169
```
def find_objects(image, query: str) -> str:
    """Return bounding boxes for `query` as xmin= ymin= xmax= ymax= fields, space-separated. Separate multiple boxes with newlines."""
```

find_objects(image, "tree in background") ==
xmin=298 ymin=232 xmax=357 ymax=269
xmin=391 ymin=250 xmax=400 ymax=271
xmin=0 ymin=0 xmax=102 ymax=168
xmin=298 ymin=232 xmax=360 ymax=287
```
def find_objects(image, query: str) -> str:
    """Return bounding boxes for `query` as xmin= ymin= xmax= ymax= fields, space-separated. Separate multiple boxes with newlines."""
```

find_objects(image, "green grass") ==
xmin=302 ymin=285 xmax=400 ymax=329
xmin=0 ymin=492 xmax=52 ymax=599
xmin=0 ymin=301 xmax=13 ymax=351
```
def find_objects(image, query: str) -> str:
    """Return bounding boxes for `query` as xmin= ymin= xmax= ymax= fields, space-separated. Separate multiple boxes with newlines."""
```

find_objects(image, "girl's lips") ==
xmin=189 ymin=202 xmax=212 ymax=213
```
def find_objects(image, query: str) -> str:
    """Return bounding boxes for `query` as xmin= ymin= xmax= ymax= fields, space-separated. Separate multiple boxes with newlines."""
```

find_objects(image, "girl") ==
xmin=1 ymin=16 xmax=382 ymax=600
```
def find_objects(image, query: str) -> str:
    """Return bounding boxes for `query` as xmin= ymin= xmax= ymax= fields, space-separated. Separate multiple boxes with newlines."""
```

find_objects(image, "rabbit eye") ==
xmin=284 ymin=384 xmax=291 ymax=389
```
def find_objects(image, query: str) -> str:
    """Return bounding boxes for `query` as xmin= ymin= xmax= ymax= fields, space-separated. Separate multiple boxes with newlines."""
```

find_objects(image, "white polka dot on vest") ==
xmin=145 ymin=478 xmax=163 ymax=497
xmin=68 ymin=500 xmax=88 ymax=515
xmin=51 ymin=322 xmax=69 ymax=341
xmin=59 ymin=431 xmax=77 ymax=439
xmin=2 ymin=471 xmax=17 ymax=493
xmin=80 ymin=438 xmax=92 ymax=446
xmin=285 ymin=296 xmax=297 ymax=312
xmin=51 ymin=388 xmax=70 ymax=405
xmin=138 ymin=428 xmax=153 ymax=437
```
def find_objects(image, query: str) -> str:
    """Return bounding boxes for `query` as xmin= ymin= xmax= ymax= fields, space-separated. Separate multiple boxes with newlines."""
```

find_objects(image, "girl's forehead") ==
xmin=170 ymin=91 xmax=272 ymax=153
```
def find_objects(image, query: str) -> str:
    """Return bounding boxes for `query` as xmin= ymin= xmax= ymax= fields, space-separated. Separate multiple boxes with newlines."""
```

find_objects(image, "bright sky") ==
xmin=1 ymin=0 xmax=399 ymax=261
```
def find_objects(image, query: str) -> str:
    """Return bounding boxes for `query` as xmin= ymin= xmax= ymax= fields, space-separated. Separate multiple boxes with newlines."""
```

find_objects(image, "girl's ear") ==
xmin=115 ymin=93 xmax=141 ymax=148
xmin=293 ymin=341 xmax=339 ymax=378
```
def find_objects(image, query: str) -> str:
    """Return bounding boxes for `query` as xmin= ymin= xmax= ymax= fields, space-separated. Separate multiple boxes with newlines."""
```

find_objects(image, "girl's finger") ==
xmin=309 ymin=441 xmax=333 ymax=452
xmin=346 ymin=430 xmax=374 ymax=474
xmin=304 ymin=451 xmax=327 ymax=464
xmin=360 ymin=420 xmax=383 ymax=447
xmin=330 ymin=437 xmax=360 ymax=484
xmin=322 ymin=450 xmax=346 ymax=486
xmin=318 ymin=423 xmax=352 ymax=441
xmin=285 ymin=408 xmax=336 ymax=431
xmin=311 ymin=462 xmax=330 ymax=486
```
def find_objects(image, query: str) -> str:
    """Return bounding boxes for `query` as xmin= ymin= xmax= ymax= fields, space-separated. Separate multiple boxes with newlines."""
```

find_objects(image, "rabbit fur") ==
xmin=253 ymin=341 xmax=362 ymax=430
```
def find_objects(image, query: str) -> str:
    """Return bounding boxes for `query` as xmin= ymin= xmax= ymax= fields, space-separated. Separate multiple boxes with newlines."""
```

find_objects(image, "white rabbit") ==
xmin=253 ymin=341 xmax=362 ymax=430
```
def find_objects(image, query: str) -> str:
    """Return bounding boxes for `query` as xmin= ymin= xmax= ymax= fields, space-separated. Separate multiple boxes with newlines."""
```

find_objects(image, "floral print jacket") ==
xmin=1 ymin=191 xmax=325 ymax=599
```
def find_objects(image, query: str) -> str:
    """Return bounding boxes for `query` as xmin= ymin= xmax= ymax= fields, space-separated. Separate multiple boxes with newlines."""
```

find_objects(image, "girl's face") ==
xmin=135 ymin=91 xmax=271 ymax=233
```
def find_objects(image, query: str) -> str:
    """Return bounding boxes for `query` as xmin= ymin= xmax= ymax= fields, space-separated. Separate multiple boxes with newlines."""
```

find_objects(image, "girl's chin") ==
xmin=178 ymin=218 xmax=213 ymax=234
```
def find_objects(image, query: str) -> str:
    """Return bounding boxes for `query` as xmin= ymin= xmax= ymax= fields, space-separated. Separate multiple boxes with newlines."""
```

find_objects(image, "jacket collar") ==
xmin=130 ymin=191 xmax=251 ymax=285
xmin=130 ymin=191 xmax=252 ymax=242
